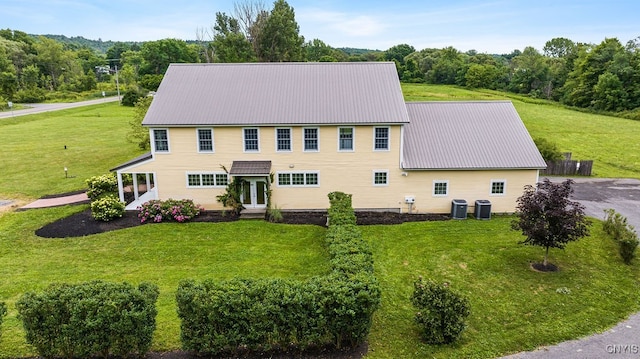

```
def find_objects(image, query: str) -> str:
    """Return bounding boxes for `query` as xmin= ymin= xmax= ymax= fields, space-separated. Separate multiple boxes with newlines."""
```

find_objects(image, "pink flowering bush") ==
xmin=137 ymin=199 xmax=203 ymax=223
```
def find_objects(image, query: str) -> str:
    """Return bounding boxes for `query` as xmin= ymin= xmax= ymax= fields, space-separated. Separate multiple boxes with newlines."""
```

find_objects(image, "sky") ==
xmin=2 ymin=0 xmax=639 ymax=54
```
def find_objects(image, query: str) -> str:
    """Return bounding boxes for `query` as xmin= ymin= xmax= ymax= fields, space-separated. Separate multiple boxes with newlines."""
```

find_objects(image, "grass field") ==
xmin=402 ymin=83 xmax=640 ymax=179
xmin=0 ymin=86 xmax=639 ymax=358
xmin=0 ymin=102 xmax=141 ymax=201
xmin=0 ymin=206 xmax=330 ymax=357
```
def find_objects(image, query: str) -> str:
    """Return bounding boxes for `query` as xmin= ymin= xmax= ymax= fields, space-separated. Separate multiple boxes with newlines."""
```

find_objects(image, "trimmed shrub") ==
xmin=176 ymin=191 xmax=381 ymax=356
xmin=86 ymin=173 xmax=118 ymax=200
xmin=327 ymin=191 xmax=357 ymax=226
xmin=137 ymin=199 xmax=203 ymax=223
xmin=411 ymin=277 xmax=470 ymax=344
xmin=91 ymin=194 xmax=125 ymax=221
xmin=16 ymin=281 xmax=159 ymax=358
xmin=603 ymin=209 xmax=638 ymax=264
xmin=619 ymin=231 xmax=639 ymax=264
xmin=0 ymin=302 xmax=6 ymax=340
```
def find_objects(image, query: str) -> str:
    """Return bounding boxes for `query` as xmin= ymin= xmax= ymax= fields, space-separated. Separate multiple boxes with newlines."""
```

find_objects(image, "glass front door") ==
xmin=241 ymin=178 xmax=267 ymax=208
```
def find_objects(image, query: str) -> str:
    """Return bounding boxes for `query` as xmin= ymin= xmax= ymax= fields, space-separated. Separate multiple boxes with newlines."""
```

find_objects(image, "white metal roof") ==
xmin=142 ymin=62 xmax=410 ymax=127
xmin=403 ymin=101 xmax=547 ymax=170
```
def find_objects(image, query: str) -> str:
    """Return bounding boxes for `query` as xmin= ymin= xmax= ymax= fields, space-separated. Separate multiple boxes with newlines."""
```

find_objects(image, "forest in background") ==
xmin=0 ymin=0 xmax=638 ymax=119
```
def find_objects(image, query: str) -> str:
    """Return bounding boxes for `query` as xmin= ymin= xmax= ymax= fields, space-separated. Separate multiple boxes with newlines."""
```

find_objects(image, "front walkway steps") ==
xmin=240 ymin=208 xmax=266 ymax=220
xmin=20 ymin=192 xmax=89 ymax=210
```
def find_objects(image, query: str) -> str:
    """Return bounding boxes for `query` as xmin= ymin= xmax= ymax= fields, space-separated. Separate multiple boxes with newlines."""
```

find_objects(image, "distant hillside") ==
xmin=30 ymin=34 xmax=140 ymax=53
xmin=338 ymin=47 xmax=382 ymax=55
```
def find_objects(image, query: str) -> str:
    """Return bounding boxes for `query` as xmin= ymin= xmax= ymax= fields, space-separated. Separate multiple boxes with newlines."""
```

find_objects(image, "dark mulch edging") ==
xmin=36 ymin=209 xmax=450 ymax=239
xmin=144 ymin=342 xmax=368 ymax=359
xmin=530 ymin=262 xmax=559 ymax=272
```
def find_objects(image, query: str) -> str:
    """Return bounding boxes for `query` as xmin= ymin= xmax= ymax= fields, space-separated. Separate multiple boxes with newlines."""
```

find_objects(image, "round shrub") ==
xmin=411 ymin=277 xmax=470 ymax=344
xmin=121 ymin=89 xmax=145 ymax=107
xmin=91 ymin=195 xmax=125 ymax=222
xmin=86 ymin=173 xmax=118 ymax=200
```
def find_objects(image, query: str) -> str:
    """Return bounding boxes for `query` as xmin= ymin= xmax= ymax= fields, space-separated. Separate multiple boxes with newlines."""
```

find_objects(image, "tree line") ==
xmin=0 ymin=0 xmax=638 ymax=116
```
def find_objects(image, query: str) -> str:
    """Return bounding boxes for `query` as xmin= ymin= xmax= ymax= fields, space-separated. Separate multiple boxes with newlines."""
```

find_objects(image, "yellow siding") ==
xmin=121 ymin=125 xmax=539 ymax=213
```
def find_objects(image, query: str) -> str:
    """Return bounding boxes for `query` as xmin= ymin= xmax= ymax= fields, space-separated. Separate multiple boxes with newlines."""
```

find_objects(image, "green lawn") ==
xmin=1 ymin=89 xmax=639 ymax=358
xmin=0 ymin=206 xmax=330 ymax=358
xmin=0 ymin=102 xmax=142 ymax=200
xmin=363 ymin=218 xmax=640 ymax=358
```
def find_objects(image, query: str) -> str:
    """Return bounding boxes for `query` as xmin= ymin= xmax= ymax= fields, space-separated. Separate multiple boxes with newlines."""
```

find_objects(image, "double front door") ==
xmin=241 ymin=178 xmax=267 ymax=208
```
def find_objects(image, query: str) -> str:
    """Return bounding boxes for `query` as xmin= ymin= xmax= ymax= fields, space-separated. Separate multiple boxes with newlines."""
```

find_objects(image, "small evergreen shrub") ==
xmin=619 ymin=231 xmax=639 ymax=264
xmin=86 ymin=173 xmax=118 ymax=200
xmin=91 ymin=194 xmax=125 ymax=222
xmin=603 ymin=209 xmax=638 ymax=264
xmin=411 ymin=277 xmax=470 ymax=344
xmin=137 ymin=199 xmax=203 ymax=223
xmin=16 ymin=281 xmax=159 ymax=358
xmin=0 ymin=301 xmax=6 ymax=340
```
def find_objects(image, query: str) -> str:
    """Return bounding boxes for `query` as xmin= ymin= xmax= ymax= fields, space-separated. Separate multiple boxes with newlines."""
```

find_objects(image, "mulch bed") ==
xmin=36 ymin=209 xmax=449 ymax=238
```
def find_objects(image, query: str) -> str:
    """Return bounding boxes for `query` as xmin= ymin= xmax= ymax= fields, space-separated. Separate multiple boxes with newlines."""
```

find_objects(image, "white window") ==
xmin=276 ymin=128 xmax=292 ymax=152
xmin=374 ymin=127 xmax=390 ymax=151
xmin=338 ymin=127 xmax=354 ymax=151
xmin=373 ymin=170 xmax=388 ymax=186
xmin=433 ymin=180 xmax=449 ymax=196
xmin=186 ymin=172 xmax=229 ymax=188
xmin=243 ymin=128 xmax=259 ymax=152
xmin=152 ymin=129 xmax=169 ymax=153
xmin=197 ymin=128 xmax=214 ymax=152
xmin=491 ymin=180 xmax=506 ymax=195
xmin=277 ymin=171 xmax=320 ymax=187
xmin=303 ymin=127 xmax=319 ymax=151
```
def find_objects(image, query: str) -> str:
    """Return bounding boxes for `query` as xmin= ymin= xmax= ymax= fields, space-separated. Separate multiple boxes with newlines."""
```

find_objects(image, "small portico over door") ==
xmin=229 ymin=160 xmax=272 ymax=209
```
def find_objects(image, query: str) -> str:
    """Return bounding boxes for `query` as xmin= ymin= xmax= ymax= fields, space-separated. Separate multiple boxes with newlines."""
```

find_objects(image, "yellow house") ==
xmin=111 ymin=62 xmax=546 ymax=215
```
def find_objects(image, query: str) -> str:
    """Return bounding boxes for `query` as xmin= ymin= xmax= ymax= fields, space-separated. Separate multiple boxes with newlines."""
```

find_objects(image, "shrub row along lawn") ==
xmin=0 ymin=206 xmax=330 ymax=358
xmin=0 ymin=207 xmax=638 ymax=358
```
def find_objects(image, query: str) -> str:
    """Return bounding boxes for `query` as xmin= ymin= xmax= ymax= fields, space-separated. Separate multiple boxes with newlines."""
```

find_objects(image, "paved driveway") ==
xmin=502 ymin=177 xmax=640 ymax=359
xmin=552 ymin=177 xmax=640 ymax=230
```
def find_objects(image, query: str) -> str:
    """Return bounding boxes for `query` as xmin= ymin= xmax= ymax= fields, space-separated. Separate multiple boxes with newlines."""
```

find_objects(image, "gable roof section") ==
xmin=403 ymin=101 xmax=547 ymax=170
xmin=142 ymin=62 xmax=410 ymax=127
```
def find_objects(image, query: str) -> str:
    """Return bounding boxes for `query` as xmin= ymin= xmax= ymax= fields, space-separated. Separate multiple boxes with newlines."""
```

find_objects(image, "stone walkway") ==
xmin=19 ymin=192 xmax=89 ymax=209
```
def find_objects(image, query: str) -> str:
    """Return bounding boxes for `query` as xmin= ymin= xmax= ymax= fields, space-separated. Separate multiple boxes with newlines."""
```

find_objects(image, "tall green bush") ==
xmin=176 ymin=191 xmax=381 ymax=356
xmin=411 ymin=277 xmax=470 ymax=344
xmin=85 ymin=173 xmax=118 ymax=200
xmin=16 ymin=281 xmax=159 ymax=358
xmin=603 ymin=209 xmax=639 ymax=264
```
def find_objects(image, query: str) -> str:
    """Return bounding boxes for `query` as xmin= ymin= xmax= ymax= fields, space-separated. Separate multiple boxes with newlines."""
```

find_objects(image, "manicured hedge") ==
xmin=16 ymin=281 xmax=159 ymax=358
xmin=176 ymin=191 xmax=381 ymax=356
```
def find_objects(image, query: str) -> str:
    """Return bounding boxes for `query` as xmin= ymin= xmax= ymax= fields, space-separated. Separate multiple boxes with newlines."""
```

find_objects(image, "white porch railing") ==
xmin=125 ymin=188 xmax=158 ymax=211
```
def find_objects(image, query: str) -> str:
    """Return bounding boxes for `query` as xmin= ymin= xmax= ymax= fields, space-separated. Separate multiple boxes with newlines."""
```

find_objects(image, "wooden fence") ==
xmin=541 ymin=160 xmax=593 ymax=176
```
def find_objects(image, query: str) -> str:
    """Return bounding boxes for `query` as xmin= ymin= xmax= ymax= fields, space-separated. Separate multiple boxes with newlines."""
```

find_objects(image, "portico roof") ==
xmin=229 ymin=161 xmax=272 ymax=176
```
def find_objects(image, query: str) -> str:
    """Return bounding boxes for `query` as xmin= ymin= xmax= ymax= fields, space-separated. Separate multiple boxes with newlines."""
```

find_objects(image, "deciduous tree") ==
xmin=512 ymin=179 xmax=590 ymax=270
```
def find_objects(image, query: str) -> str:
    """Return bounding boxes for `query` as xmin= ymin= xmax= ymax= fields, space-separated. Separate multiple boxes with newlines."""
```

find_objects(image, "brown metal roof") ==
xmin=142 ymin=62 xmax=410 ymax=127
xmin=110 ymin=152 xmax=153 ymax=172
xmin=229 ymin=161 xmax=272 ymax=176
xmin=403 ymin=102 xmax=547 ymax=170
